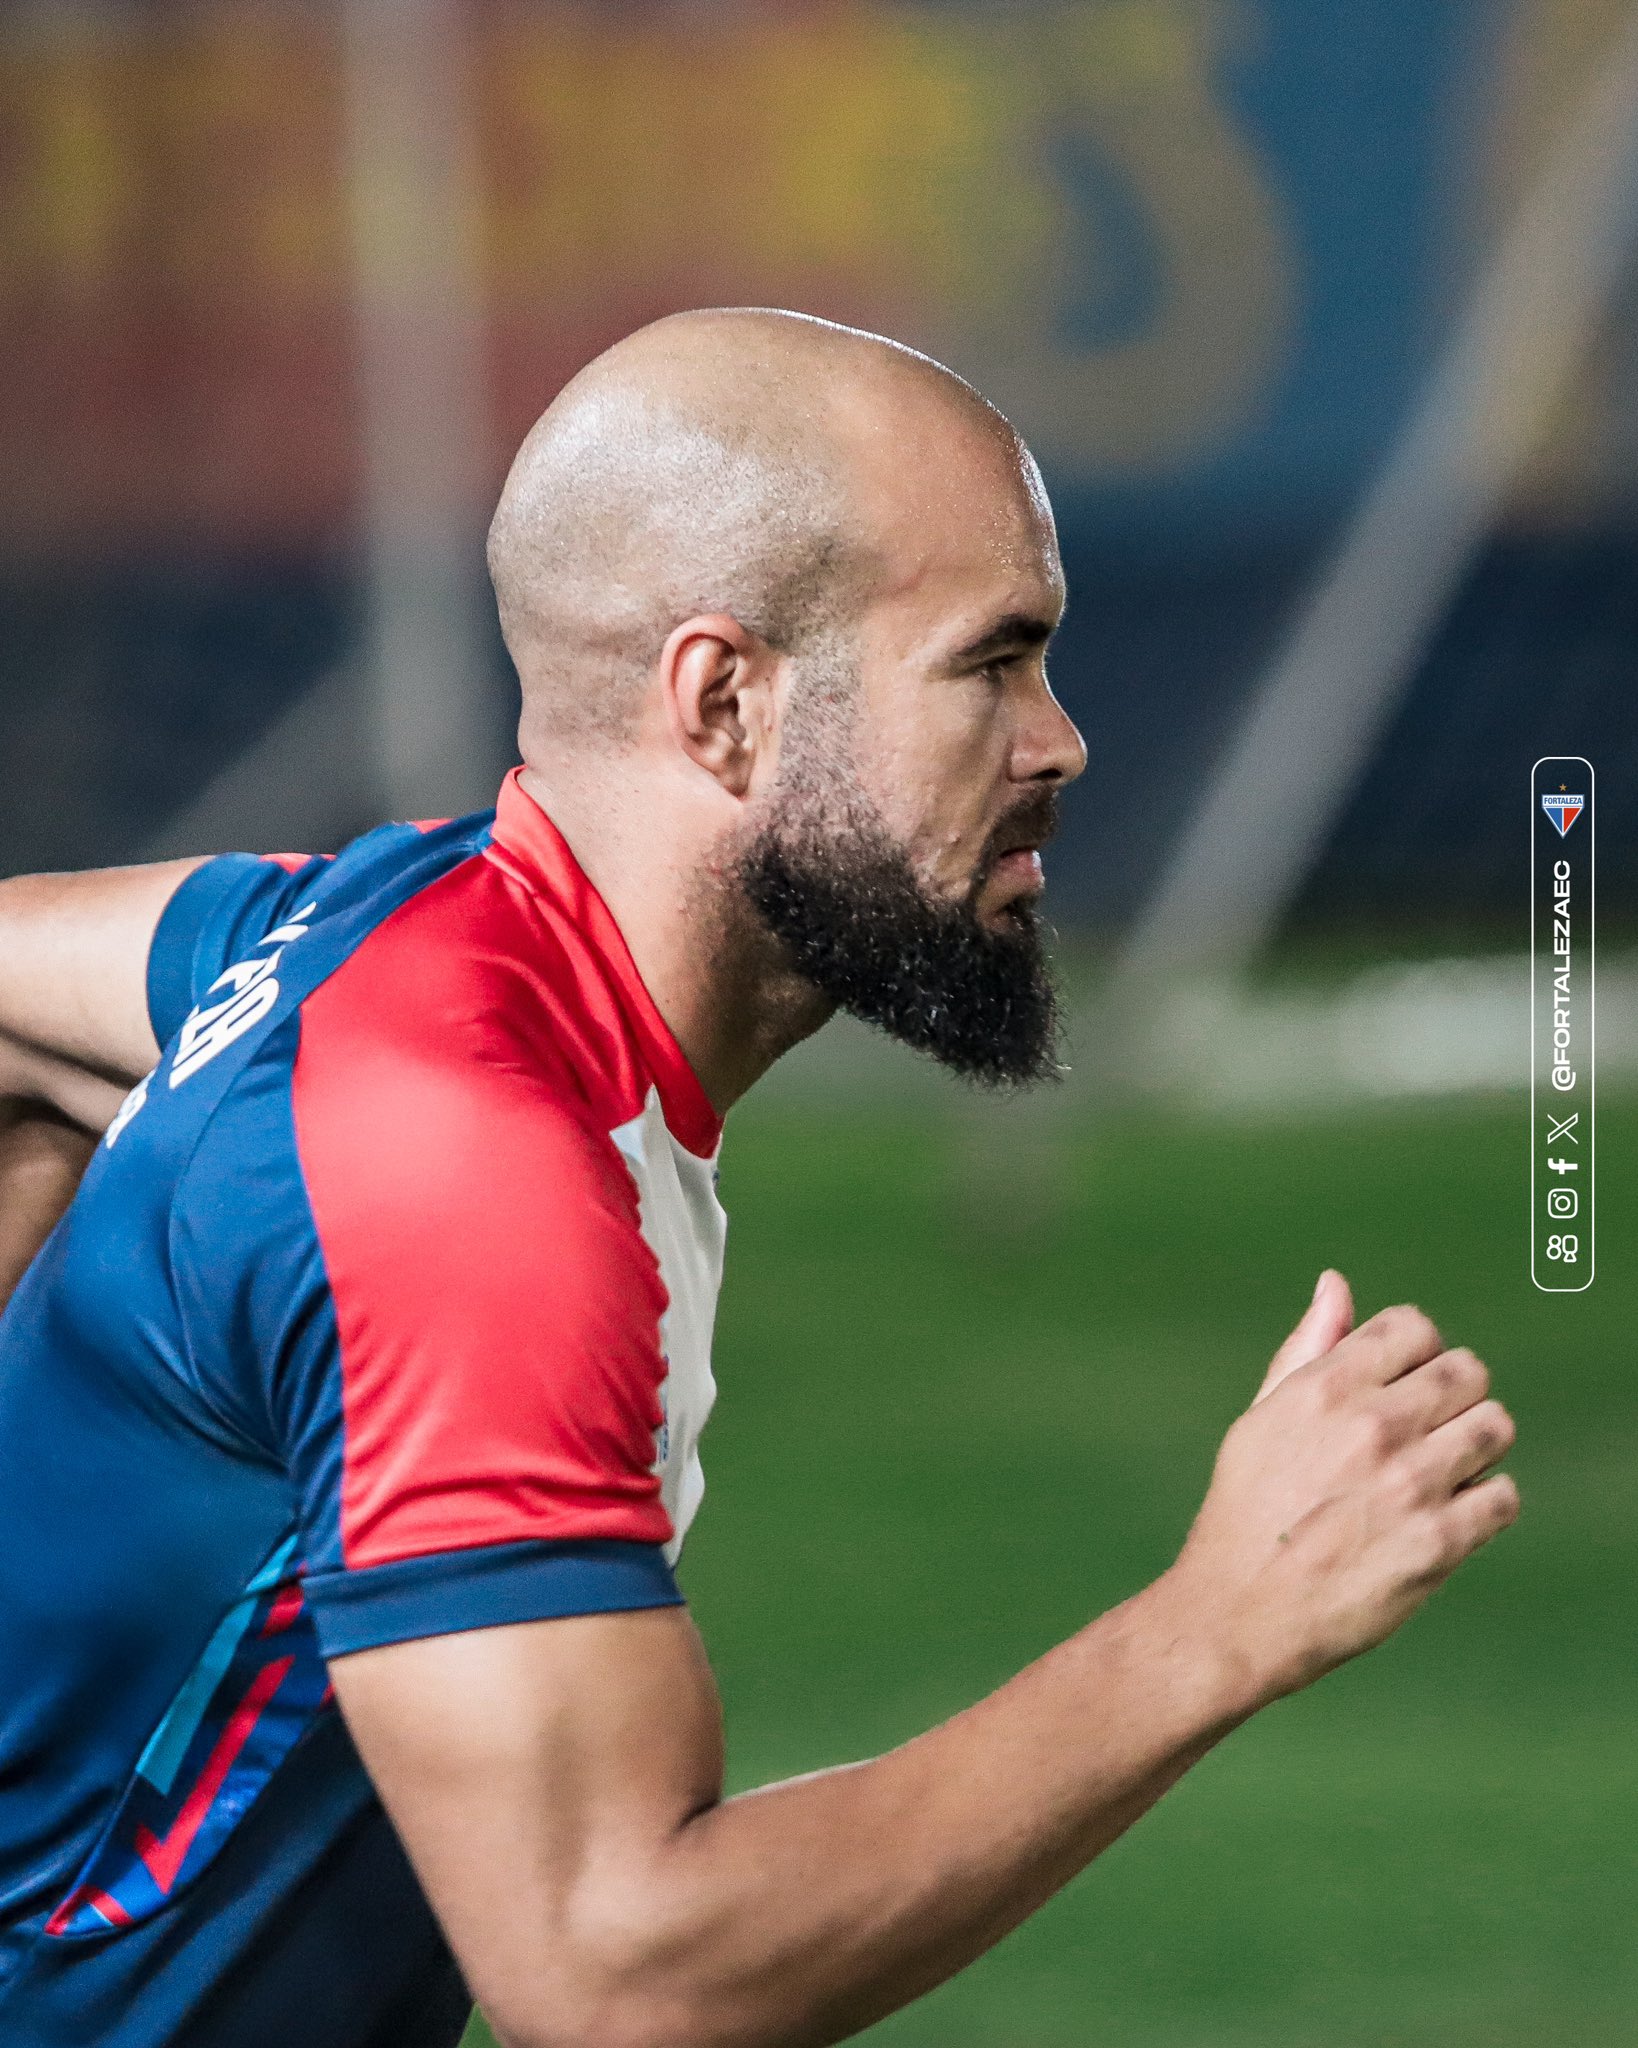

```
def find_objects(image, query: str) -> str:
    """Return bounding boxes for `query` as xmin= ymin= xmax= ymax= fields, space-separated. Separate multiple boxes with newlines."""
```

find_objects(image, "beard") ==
xmin=732 ymin=721 xmax=1063 ymax=1090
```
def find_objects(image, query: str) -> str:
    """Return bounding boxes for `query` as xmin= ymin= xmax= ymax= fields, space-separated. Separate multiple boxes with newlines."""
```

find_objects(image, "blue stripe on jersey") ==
xmin=305 ymin=1539 xmax=683 ymax=1658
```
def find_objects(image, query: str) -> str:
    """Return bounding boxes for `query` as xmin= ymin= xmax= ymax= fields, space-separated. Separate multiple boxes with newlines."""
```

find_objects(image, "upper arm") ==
xmin=243 ymin=1000 xmax=712 ymax=2041
xmin=329 ymin=1606 xmax=725 ymax=2048
xmin=164 ymin=901 xmax=717 ymax=2036
xmin=255 ymin=1028 xmax=718 ymax=2043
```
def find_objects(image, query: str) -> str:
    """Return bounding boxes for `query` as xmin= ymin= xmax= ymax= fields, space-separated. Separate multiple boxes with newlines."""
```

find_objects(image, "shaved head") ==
xmin=492 ymin=307 xmax=1082 ymax=1097
xmin=487 ymin=308 xmax=1015 ymax=750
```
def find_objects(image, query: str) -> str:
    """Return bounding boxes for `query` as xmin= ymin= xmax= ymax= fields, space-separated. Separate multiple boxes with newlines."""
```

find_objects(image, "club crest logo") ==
xmin=1541 ymin=792 xmax=1585 ymax=837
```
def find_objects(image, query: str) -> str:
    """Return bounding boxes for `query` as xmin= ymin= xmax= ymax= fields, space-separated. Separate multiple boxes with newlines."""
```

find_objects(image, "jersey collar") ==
xmin=485 ymin=768 xmax=723 ymax=1159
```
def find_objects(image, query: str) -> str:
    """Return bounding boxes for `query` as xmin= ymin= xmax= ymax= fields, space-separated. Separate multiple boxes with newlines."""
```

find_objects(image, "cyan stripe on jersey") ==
xmin=135 ymin=1536 xmax=300 ymax=1796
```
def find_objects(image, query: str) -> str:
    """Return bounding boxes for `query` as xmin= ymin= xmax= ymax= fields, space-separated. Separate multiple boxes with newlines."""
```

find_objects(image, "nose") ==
xmin=1015 ymin=673 xmax=1087 ymax=787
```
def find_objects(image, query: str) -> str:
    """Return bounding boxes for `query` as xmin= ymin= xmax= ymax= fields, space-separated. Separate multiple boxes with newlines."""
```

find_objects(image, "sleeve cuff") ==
xmin=146 ymin=854 xmax=275 ymax=1047
xmin=304 ymin=1538 xmax=684 ymax=1658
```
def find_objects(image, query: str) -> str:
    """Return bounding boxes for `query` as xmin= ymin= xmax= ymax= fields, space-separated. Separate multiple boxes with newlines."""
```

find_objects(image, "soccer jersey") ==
xmin=0 ymin=771 xmax=726 ymax=2047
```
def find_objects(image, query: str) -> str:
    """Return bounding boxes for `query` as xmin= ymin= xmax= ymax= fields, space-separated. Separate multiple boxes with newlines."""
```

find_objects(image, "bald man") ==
xmin=0 ymin=312 xmax=1516 ymax=2048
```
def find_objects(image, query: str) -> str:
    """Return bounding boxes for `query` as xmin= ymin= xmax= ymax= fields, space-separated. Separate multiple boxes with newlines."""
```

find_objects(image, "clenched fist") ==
xmin=1168 ymin=1272 xmax=1519 ymax=1707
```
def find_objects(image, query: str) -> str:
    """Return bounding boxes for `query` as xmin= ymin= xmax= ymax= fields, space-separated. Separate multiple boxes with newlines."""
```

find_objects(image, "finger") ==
xmin=1256 ymin=1269 xmax=1356 ymax=1402
xmin=1439 ymin=1470 xmax=1521 ymax=1563
xmin=1419 ymin=1399 xmax=1516 ymax=1497
xmin=1331 ymin=1303 xmax=1443 ymax=1391
xmin=1379 ymin=1346 xmax=1490 ymax=1437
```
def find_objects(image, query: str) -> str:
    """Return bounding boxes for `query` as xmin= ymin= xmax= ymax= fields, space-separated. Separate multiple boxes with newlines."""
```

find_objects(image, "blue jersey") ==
xmin=0 ymin=773 xmax=726 ymax=2046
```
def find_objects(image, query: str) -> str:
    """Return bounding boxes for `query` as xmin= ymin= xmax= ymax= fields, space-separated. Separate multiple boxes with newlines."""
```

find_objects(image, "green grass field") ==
xmin=467 ymin=1088 xmax=1636 ymax=2046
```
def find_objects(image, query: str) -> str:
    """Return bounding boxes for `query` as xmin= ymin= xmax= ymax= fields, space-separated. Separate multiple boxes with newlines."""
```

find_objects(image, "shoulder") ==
xmin=286 ymin=872 xmax=669 ymax=1399
xmin=286 ymin=979 xmax=676 ymax=1576
xmin=290 ymin=838 xmax=639 ymax=1211
xmin=291 ymin=1002 xmax=653 ymax=1300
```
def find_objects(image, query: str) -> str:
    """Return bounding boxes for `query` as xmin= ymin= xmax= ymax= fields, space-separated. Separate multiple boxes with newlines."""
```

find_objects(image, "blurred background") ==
xmin=2 ymin=1 xmax=1634 ymax=2041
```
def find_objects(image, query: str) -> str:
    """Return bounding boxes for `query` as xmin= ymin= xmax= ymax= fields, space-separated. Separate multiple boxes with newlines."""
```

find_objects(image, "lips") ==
xmin=984 ymin=793 xmax=1059 ymax=876
xmin=991 ymin=847 xmax=1044 ymax=886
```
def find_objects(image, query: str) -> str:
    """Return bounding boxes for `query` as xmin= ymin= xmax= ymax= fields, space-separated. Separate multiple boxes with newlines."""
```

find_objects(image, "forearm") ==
xmin=0 ymin=861 xmax=197 ymax=1109
xmin=351 ymin=1302 xmax=1518 ymax=2048
xmin=0 ymin=1099 xmax=97 ymax=1310
xmin=531 ymin=1577 xmax=1255 ymax=2048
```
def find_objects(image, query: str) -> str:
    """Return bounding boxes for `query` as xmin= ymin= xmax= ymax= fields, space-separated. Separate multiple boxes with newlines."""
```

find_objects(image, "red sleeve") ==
xmin=290 ymin=975 xmax=674 ymax=1575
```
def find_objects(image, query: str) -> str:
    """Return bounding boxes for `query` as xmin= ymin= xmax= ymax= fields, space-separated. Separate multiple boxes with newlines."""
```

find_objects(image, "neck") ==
xmin=517 ymin=764 xmax=832 ymax=1115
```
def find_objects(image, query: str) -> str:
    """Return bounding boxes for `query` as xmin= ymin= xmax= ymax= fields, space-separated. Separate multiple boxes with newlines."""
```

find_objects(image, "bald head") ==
xmin=487 ymin=309 xmax=1019 ymax=751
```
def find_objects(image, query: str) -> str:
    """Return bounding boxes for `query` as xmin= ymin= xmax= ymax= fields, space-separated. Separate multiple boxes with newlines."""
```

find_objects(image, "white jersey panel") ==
xmin=609 ymin=1087 xmax=726 ymax=1564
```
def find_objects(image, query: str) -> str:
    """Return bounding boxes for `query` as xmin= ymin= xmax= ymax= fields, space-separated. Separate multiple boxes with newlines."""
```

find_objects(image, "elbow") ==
xmin=0 ymin=1042 xmax=123 ymax=1135
xmin=488 ymin=2012 xmax=692 ymax=2048
xmin=483 ymin=1984 xmax=725 ymax=2048
xmin=477 ymin=1908 xmax=776 ymax=2048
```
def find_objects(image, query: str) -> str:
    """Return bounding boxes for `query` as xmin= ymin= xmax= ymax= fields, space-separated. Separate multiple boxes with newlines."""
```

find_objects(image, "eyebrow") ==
xmin=942 ymin=610 xmax=1059 ymax=673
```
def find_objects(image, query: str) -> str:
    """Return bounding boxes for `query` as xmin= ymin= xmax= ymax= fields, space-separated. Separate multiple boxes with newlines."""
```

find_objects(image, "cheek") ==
xmin=862 ymin=689 xmax=1007 ymax=873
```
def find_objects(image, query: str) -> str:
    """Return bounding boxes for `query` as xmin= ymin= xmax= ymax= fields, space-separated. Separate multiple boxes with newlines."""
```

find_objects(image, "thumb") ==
xmin=1255 ymin=1269 xmax=1356 ymax=1403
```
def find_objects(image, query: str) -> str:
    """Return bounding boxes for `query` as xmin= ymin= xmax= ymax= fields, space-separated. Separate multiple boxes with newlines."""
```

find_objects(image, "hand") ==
xmin=1166 ymin=1276 xmax=1519 ymax=1708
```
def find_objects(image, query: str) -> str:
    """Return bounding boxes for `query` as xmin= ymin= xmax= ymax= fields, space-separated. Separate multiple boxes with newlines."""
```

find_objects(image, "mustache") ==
xmin=980 ymin=790 xmax=1062 ymax=874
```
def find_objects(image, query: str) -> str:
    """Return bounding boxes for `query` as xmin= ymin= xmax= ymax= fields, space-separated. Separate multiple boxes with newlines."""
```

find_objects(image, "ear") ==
xmin=659 ymin=613 xmax=780 ymax=800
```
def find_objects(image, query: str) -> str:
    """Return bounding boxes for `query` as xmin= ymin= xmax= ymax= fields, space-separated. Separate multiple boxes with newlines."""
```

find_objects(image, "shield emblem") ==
xmin=1541 ymin=793 xmax=1585 ymax=836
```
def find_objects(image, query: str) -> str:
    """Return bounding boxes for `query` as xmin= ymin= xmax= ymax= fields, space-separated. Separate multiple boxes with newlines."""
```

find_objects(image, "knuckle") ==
xmin=1433 ymin=1348 xmax=1484 ymax=1401
xmin=1471 ymin=1400 xmax=1516 ymax=1461
xmin=1488 ymin=1474 xmax=1522 ymax=1527
xmin=1365 ymin=1303 xmax=1442 ymax=1365
xmin=1427 ymin=1354 xmax=1460 ymax=1402
xmin=1397 ymin=1304 xmax=1442 ymax=1355
xmin=1452 ymin=1347 xmax=1490 ymax=1397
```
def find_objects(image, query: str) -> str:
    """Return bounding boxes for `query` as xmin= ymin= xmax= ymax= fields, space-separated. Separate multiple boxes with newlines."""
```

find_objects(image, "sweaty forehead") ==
xmin=833 ymin=363 xmax=1043 ymax=524
xmin=841 ymin=396 xmax=1062 ymax=627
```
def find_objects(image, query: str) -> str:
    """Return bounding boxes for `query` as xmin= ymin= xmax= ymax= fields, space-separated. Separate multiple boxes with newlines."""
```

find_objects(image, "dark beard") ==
xmin=735 ymin=791 xmax=1063 ymax=1088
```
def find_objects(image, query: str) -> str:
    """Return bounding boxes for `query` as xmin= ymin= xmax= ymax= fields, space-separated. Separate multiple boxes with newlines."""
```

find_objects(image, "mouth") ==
xmin=975 ymin=843 xmax=1047 ymax=934
xmin=983 ymin=799 xmax=1058 ymax=898
xmin=989 ymin=845 xmax=1044 ymax=891
xmin=960 ymin=794 xmax=1061 ymax=925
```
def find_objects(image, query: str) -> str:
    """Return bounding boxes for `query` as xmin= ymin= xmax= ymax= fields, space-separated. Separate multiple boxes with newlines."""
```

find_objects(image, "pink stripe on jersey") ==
xmin=134 ymin=1656 xmax=294 ymax=1895
xmin=45 ymin=1884 xmax=134 ymax=1936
